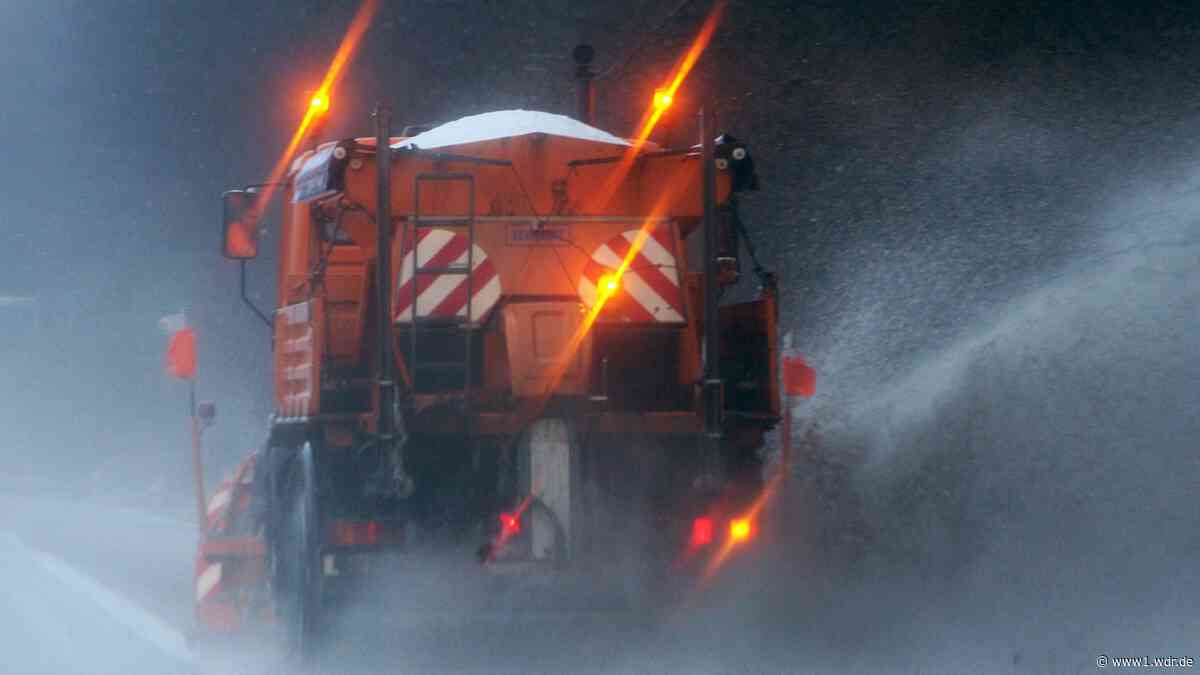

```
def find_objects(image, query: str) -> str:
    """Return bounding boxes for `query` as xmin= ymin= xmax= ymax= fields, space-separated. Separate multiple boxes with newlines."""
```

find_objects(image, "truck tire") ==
xmin=277 ymin=442 xmax=322 ymax=664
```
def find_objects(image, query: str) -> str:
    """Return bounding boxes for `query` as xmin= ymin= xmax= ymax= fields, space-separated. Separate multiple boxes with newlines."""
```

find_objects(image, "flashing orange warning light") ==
xmin=241 ymin=0 xmax=377 ymax=230
xmin=729 ymin=518 xmax=752 ymax=543
xmin=598 ymin=272 xmax=620 ymax=295
xmin=652 ymin=89 xmax=673 ymax=111
xmin=309 ymin=93 xmax=330 ymax=114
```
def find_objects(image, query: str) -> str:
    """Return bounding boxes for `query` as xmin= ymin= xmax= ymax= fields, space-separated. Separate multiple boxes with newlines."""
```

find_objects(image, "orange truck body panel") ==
xmin=274 ymin=298 xmax=324 ymax=418
xmin=271 ymin=125 xmax=726 ymax=419
xmin=264 ymin=112 xmax=775 ymax=428
xmin=198 ymin=112 xmax=779 ymax=640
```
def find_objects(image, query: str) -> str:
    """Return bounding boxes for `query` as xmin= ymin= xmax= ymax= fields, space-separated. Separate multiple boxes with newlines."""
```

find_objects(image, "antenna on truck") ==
xmin=573 ymin=44 xmax=596 ymax=125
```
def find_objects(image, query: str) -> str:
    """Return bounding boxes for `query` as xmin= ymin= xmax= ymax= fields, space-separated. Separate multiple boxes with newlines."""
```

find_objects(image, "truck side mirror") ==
xmin=222 ymin=190 xmax=262 ymax=259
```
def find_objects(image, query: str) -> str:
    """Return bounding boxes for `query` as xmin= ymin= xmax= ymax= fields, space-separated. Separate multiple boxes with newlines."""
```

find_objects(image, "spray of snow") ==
xmin=813 ymin=176 xmax=1200 ymax=672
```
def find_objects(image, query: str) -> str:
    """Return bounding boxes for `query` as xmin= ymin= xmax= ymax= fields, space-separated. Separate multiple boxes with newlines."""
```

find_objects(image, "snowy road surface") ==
xmin=0 ymin=494 xmax=802 ymax=675
xmin=0 ymin=510 xmax=193 ymax=675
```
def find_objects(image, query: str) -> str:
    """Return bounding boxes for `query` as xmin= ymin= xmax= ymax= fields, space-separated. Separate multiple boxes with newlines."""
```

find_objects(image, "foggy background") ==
xmin=1 ymin=0 xmax=1198 ymax=672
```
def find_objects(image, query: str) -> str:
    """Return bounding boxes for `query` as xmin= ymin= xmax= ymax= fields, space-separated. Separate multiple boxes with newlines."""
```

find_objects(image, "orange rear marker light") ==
xmin=598 ymin=272 xmax=620 ymax=295
xmin=653 ymin=89 xmax=673 ymax=110
xmin=729 ymin=518 xmax=752 ymax=543
xmin=310 ymin=93 xmax=330 ymax=113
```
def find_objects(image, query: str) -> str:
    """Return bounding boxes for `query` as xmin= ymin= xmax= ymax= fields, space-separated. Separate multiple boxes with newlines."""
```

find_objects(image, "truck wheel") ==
xmin=277 ymin=442 xmax=322 ymax=664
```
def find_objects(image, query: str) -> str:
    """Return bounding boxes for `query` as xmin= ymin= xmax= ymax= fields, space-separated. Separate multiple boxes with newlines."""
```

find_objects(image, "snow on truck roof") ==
xmin=392 ymin=109 xmax=630 ymax=150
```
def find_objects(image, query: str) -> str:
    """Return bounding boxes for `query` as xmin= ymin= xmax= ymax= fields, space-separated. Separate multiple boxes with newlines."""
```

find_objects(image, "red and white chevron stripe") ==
xmin=578 ymin=224 xmax=685 ymax=323
xmin=204 ymin=453 xmax=258 ymax=534
xmin=195 ymin=453 xmax=265 ymax=633
xmin=206 ymin=482 xmax=233 ymax=532
xmin=393 ymin=228 xmax=501 ymax=323
xmin=195 ymin=557 xmax=222 ymax=604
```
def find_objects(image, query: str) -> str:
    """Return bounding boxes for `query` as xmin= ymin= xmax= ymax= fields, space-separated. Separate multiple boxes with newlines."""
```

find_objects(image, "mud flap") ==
xmin=521 ymin=418 xmax=573 ymax=561
xmin=719 ymin=290 xmax=780 ymax=420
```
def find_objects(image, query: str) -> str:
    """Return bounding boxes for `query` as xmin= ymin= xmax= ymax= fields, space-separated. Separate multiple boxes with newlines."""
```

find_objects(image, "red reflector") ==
xmin=783 ymin=355 xmax=816 ymax=398
xmin=329 ymin=520 xmax=393 ymax=547
xmin=165 ymin=327 xmax=197 ymax=380
xmin=691 ymin=517 xmax=714 ymax=547
xmin=500 ymin=512 xmax=521 ymax=535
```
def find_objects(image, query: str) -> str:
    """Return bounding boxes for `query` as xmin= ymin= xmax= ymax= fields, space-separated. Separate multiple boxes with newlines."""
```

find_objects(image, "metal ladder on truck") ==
xmin=408 ymin=173 xmax=476 ymax=394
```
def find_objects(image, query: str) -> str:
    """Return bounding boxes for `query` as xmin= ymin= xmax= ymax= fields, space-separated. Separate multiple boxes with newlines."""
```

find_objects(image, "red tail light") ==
xmin=500 ymin=512 xmax=521 ymax=535
xmin=691 ymin=517 xmax=715 ymax=547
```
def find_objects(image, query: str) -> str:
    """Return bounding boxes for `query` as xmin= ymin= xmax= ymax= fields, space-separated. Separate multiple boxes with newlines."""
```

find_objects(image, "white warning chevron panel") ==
xmin=393 ymin=228 xmax=501 ymax=323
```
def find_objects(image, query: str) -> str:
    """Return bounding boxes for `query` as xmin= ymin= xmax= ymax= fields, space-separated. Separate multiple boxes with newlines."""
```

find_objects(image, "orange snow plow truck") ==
xmin=196 ymin=86 xmax=778 ymax=659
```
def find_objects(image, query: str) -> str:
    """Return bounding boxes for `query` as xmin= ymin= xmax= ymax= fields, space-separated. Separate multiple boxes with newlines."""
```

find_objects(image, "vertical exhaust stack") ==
xmin=573 ymin=44 xmax=596 ymax=125
xmin=375 ymin=104 xmax=395 ymax=443
xmin=374 ymin=104 xmax=413 ymax=499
